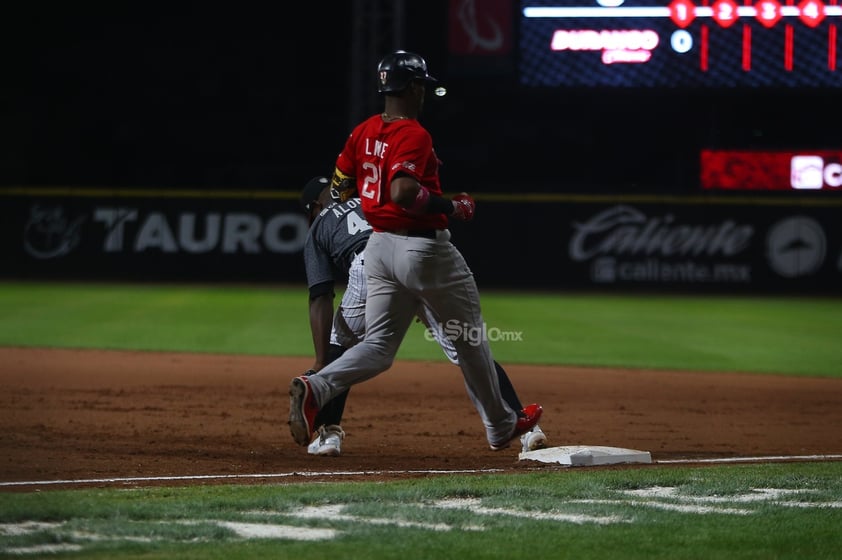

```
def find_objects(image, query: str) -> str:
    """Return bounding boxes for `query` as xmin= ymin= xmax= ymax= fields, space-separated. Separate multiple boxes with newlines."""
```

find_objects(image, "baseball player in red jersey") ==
xmin=298 ymin=177 xmax=548 ymax=456
xmin=289 ymin=50 xmax=543 ymax=452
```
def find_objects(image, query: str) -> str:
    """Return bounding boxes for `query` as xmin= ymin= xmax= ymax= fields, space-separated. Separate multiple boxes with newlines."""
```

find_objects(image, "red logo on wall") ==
xmin=701 ymin=150 xmax=842 ymax=190
xmin=448 ymin=0 xmax=512 ymax=55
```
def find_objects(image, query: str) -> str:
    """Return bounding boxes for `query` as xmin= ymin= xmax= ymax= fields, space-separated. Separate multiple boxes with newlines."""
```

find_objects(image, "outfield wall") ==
xmin=2 ymin=188 xmax=840 ymax=294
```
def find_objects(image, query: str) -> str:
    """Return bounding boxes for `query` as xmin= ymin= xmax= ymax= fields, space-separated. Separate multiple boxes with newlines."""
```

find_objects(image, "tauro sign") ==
xmin=93 ymin=208 xmax=307 ymax=254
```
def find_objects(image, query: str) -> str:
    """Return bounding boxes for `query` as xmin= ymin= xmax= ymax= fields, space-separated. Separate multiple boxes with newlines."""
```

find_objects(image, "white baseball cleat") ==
xmin=520 ymin=425 xmax=548 ymax=453
xmin=307 ymin=424 xmax=345 ymax=457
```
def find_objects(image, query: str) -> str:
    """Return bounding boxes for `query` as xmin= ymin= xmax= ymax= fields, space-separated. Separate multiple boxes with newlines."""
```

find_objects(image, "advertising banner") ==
xmin=1 ymin=192 xmax=308 ymax=283
xmin=2 ymin=190 xmax=840 ymax=294
xmin=449 ymin=197 xmax=842 ymax=294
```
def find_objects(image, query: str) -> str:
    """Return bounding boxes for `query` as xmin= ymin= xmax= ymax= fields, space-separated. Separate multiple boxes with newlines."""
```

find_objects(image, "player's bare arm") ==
xmin=390 ymin=175 xmax=422 ymax=207
xmin=308 ymin=283 xmax=335 ymax=371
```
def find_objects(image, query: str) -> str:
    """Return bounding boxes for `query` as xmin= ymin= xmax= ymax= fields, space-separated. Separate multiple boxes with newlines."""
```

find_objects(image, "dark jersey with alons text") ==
xmin=302 ymin=198 xmax=371 ymax=290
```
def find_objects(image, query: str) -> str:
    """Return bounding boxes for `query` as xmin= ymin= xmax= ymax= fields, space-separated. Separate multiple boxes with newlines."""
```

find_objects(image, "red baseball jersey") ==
xmin=335 ymin=114 xmax=448 ymax=232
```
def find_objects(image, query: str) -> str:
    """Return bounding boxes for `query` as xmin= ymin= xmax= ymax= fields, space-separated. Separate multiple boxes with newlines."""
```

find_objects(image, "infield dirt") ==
xmin=2 ymin=347 xmax=841 ymax=488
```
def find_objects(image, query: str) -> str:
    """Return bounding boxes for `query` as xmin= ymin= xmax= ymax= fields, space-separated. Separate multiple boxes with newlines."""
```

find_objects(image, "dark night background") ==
xmin=2 ymin=1 xmax=839 ymax=195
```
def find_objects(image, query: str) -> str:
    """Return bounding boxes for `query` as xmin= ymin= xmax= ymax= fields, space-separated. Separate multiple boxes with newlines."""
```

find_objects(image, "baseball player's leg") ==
xmin=313 ymin=253 xmax=367 ymax=429
xmin=332 ymin=252 xmax=367 ymax=348
xmin=307 ymin=255 xmax=367 ymax=454
xmin=418 ymin=303 xmax=525 ymax=414
xmin=405 ymin=234 xmax=518 ymax=447
xmin=449 ymin=325 xmax=518 ymax=447
xmin=416 ymin=304 xmax=459 ymax=365
xmin=306 ymin=343 xmax=349 ymax=456
xmin=303 ymin=232 xmax=418 ymax=406
xmin=494 ymin=361 xmax=524 ymax=413
xmin=311 ymin=344 xmax=349 ymax=428
xmin=489 ymin=359 xmax=547 ymax=450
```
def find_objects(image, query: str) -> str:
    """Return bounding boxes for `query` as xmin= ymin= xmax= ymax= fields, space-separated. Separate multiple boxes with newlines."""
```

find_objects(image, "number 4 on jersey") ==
xmin=346 ymin=210 xmax=372 ymax=235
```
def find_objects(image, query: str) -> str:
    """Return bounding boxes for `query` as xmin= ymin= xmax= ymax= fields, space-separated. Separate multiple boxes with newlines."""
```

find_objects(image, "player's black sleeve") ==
xmin=309 ymin=281 xmax=334 ymax=301
xmin=427 ymin=194 xmax=454 ymax=215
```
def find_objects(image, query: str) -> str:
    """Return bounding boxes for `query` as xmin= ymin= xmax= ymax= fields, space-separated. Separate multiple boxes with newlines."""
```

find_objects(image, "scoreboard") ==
xmin=519 ymin=0 xmax=842 ymax=87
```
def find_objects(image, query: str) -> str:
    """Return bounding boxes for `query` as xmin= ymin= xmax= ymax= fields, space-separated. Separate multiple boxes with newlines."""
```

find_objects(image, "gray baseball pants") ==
xmin=304 ymin=229 xmax=518 ymax=448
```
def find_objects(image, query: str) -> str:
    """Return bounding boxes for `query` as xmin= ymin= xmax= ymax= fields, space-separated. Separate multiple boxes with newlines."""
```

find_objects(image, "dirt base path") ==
xmin=2 ymin=347 xmax=841 ymax=488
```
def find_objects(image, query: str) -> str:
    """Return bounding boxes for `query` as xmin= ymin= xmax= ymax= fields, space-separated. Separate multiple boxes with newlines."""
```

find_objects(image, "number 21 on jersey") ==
xmin=360 ymin=162 xmax=382 ymax=203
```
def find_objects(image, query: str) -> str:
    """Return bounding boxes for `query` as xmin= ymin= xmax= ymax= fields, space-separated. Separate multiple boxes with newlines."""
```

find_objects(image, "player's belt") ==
xmin=392 ymin=229 xmax=438 ymax=239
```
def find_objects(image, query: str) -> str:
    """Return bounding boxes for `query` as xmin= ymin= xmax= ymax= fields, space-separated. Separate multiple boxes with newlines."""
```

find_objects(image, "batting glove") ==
xmin=451 ymin=193 xmax=475 ymax=221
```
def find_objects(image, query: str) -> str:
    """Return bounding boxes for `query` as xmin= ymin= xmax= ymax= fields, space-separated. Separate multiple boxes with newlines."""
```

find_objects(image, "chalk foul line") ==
xmin=2 ymin=454 xmax=841 ymax=488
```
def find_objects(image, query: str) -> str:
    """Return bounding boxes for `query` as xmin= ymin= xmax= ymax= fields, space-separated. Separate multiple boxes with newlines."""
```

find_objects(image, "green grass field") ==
xmin=1 ymin=281 xmax=841 ymax=559
xmin=1 ymin=281 xmax=840 ymax=377
xmin=1 ymin=463 xmax=841 ymax=559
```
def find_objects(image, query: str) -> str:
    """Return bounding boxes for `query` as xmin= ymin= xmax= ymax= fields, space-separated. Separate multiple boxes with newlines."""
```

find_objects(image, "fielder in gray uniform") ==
xmin=299 ymin=176 xmax=548 ymax=456
xmin=289 ymin=49 xmax=543 ymax=452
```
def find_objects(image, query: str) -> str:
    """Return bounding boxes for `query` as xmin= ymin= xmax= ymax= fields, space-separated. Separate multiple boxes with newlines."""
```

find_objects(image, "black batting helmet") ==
xmin=377 ymin=50 xmax=438 ymax=94
xmin=300 ymin=176 xmax=329 ymax=213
